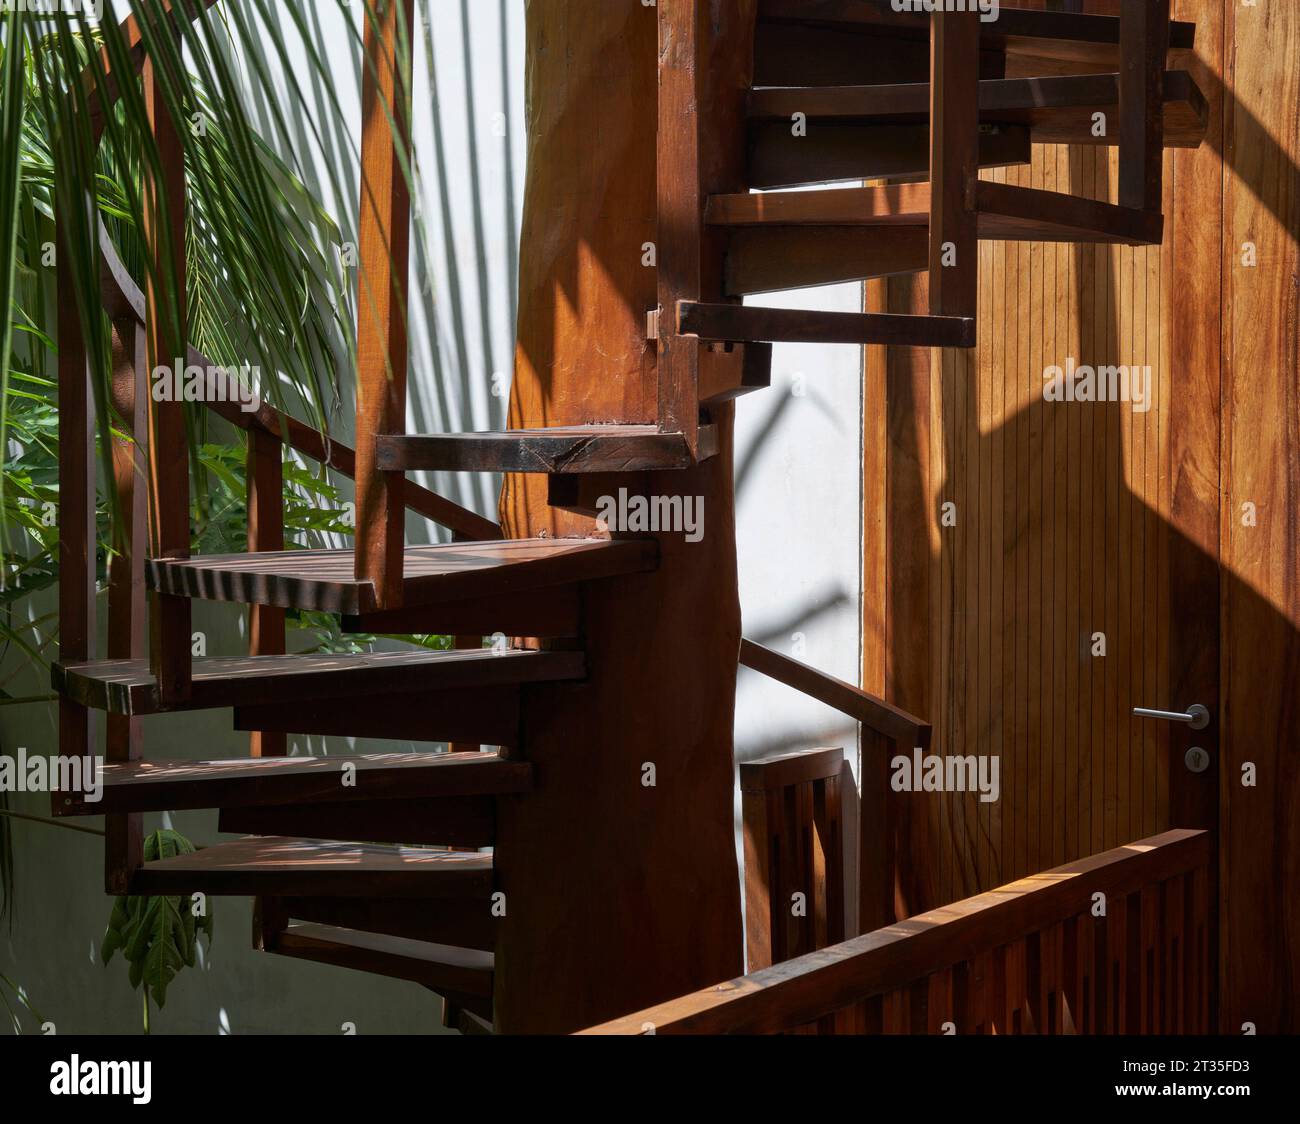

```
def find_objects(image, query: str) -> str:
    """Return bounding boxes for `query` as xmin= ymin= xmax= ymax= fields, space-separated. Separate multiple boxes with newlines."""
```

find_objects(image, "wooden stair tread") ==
xmin=54 ymin=751 xmax=530 ymax=816
xmin=147 ymin=537 xmax=657 ymax=613
xmin=54 ymin=647 xmax=583 ymax=715
xmin=709 ymin=181 xmax=1162 ymax=245
xmin=375 ymin=424 xmax=718 ymax=474
xmin=271 ymin=922 xmax=494 ymax=1001
xmin=757 ymin=1 xmax=1196 ymax=64
xmin=128 ymin=835 xmax=494 ymax=898
xmin=678 ymin=301 xmax=975 ymax=349
xmin=748 ymin=71 xmax=1207 ymax=149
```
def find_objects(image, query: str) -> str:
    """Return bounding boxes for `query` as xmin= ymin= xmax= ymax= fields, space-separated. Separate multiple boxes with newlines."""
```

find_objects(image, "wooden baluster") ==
xmin=55 ymin=210 xmax=96 ymax=857
xmin=246 ymin=424 xmax=285 ymax=758
xmin=928 ymin=8 xmax=980 ymax=320
xmin=354 ymin=0 xmax=413 ymax=609
xmin=859 ymin=729 xmax=896 ymax=933
xmin=656 ymin=0 xmax=704 ymax=453
xmin=812 ymin=770 xmax=845 ymax=948
xmin=741 ymin=771 xmax=776 ymax=971
xmin=103 ymin=319 xmax=148 ymax=891
xmin=1118 ymin=0 xmax=1170 ymax=213
xmin=142 ymin=55 xmax=192 ymax=706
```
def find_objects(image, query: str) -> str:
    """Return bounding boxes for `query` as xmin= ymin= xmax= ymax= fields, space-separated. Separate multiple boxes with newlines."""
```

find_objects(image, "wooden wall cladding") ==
xmin=870 ymin=0 xmax=1299 ymax=1030
xmin=1218 ymin=0 xmax=1300 ymax=1035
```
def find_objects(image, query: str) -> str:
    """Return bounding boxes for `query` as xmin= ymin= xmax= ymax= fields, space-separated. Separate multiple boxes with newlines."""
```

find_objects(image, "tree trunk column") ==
xmin=493 ymin=0 xmax=747 ymax=1034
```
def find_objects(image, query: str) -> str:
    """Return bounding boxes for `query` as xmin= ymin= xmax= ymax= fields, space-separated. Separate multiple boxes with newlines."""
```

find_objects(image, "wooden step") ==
xmin=709 ymin=181 xmax=1163 ymax=246
xmin=724 ymin=227 xmax=928 ymax=297
xmin=54 ymin=751 xmax=529 ymax=817
xmin=678 ymin=301 xmax=975 ymax=349
xmin=220 ymin=796 xmax=497 ymax=849
xmin=268 ymin=922 xmax=494 ymax=1018
xmin=54 ymin=647 xmax=583 ymax=716
xmin=147 ymin=537 xmax=657 ymax=614
xmin=128 ymin=835 xmax=494 ymax=899
xmin=749 ymin=120 xmax=1030 ymax=190
xmin=283 ymin=894 xmax=496 ymax=951
xmin=756 ymin=1 xmax=1196 ymax=67
xmin=375 ymin=425 xmax=718 ymax=474
xmin=748 ymin=71 xmax=1207 ymax=150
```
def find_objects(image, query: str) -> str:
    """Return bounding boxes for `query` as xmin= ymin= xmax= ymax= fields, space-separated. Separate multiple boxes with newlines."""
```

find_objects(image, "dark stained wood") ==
xmin=54 ymin=751 xmax=530 ymax=816
xmin=493 ymin=0 xmax=747 ymax=1034
xmin=342 ymin=585 xmax=580 ymax=639
xmin=105 ymin=318 xmax=147 ymax=891
xmin=756 ymin=0 xmax=1195 ymax=61
xmin=748 ymin=121 xmax=1031 ymax=190
xmin=747 ymin=71 xmax=1207 ymax=149
xmin=282 ymin=895 xmax=496 ymax=952
xmin=353 ymin=0 xmax=414 ymax=607
xmin=929 ymin=9 xmax=980 ymax=321
xmin=54 ymin=647 xmax=583 ymax=716
xmin=147 ymin=537 xmax=658 ymax=614
xmin=742 ymin=748 xmax=846 ymax=970
xmin=141 ymin=54 xmax=192 ymax=705
xmin=129 ymin=836 xmax=494 ymax=899
xmin=580 ymin=829 xmax=1210 ymax=1034
xmin=246 ymin=424 xmax=286 ymax=759
xmin=220 ymin=796 xmax=496 ymax=848
xmin=680 ymin=301 xmax=976 ymax=349
xmin=700 ymin=342 xmax=773 ymax=404
xmin=92 ymin=232 xmax=502 ymax=542
xmin=725 ymin=227 xmax=928 ymax=297
xmin=739 ymin=746 xmax=845 ymax=793
xmin=859 ymin=728 xmax=897 ymax=936
xmin=376 ymin=425 xmax=718 ymax=474
xmin=1119 ymin=0 xmax=1170 ymax=212
xmin=711 ymin=181 xmax=1162 ymax=244
xmin=235 ymin=684 xmax=521 ymax=747
xmin=269 ymin=923 xmax=494 ymax=1012
xmin=739 ymin=639 xmax=930 ymax=749
xmin=753 ymin=18 xmax=1008 ymax=89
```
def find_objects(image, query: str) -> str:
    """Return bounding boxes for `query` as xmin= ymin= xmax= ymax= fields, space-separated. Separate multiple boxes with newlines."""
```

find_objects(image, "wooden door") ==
xmin=864 ymin=0 xmax=1223 ymax=920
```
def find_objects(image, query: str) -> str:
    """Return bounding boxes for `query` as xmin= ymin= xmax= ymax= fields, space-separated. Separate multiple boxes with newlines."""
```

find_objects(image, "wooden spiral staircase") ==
xmin=53 ymin=1 xmax=1206 ymax=1034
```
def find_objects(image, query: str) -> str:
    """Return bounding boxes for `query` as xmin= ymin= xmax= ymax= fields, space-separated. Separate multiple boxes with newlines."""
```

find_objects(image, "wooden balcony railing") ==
xmin=580 ymin=828 xmax=1212 ymax=1035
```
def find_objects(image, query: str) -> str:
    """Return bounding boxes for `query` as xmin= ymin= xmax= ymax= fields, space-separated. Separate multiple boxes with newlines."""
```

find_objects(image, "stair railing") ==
xmin=581 ymin=828 xmax=1213 ymax=1035
xmin=739 ymin=639 xmax=929 ymax=934
xmin=57 ymin=0 xmax=494 ymax=891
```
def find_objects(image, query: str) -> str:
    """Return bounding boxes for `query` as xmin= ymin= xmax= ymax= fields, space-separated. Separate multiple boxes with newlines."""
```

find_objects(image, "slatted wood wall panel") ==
xmin=874 ymin=0 xmax=1227 ymax=919
xmin=1219 ymin=0 xmax=1300 ymax=1035
xmin=887 ymin=146 xmax=1175 ymax=910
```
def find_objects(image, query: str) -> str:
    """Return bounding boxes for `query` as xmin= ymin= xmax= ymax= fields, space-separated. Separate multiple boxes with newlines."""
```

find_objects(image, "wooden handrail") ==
xmin=98 ymin=224 xmax=502 ymax=543
xmin=739 ymin=638 xmax=930 ymax=749
xmin=580 ymin=828 xmax=1212 ymax=1035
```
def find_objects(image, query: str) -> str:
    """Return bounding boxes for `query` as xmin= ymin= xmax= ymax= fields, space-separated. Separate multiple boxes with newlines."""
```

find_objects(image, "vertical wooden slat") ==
xmin=741 ymin=780 xmax=775 ymax=972
xmin=859 ymin=729 xmax=896 ymax=933
xmin=104 ymin=319 xmax=147 ymax=891
xmin=354 ymin=0 xmax=413 ymax=607
xmin=928 ymin=9 xmax=979 ymax=319
xmin=246 ymin=426 xmax=285 ymax=759
xmin=1118 ymin=0 xmax=1170 ymax=213
xmin=55 ymin=207 xmax=96 ymax=863
xmin=655 ymin=0 xmax=703 ymax=451
xmin=142 ymin=55 xmax=192 ymax=705
xmin=813 ymin=773 xmax=845 ymax=948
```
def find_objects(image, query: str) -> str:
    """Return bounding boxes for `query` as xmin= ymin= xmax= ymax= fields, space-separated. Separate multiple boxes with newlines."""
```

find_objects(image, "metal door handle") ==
xmin=1133 ymin=703 xmax=1210 ymax=731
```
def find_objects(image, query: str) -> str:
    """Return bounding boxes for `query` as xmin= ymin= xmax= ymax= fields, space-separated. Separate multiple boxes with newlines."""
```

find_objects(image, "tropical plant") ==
xmin=100 ymin=828 xmax=214 ymax=1034
xmin=0 ymin=2 xmax=436 ymax=965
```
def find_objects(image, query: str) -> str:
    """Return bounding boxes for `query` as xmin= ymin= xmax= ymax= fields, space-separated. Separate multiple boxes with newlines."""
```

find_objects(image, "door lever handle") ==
xmin=1133 ymin=703 xmax=1210 ymax=731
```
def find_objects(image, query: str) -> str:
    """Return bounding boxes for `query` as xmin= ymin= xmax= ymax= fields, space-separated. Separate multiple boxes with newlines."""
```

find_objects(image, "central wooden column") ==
xmin=493 ymin=0 xmax=747 ymax=1033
